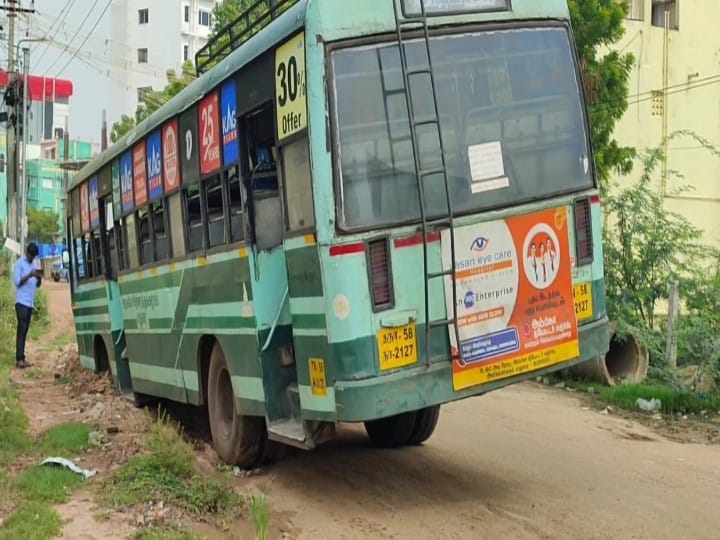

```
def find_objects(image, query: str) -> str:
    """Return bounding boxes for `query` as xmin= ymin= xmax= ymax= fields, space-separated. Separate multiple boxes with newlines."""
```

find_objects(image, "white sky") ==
xmin=4 ymin=0 xmax=113 ymax=143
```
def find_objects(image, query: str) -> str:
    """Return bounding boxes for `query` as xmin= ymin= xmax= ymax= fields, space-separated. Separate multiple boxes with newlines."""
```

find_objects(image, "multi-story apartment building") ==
xmin=610 ymin=0 xmax=720 ymax=245
xmin=107 ymin=0 xmax=221 ymax=125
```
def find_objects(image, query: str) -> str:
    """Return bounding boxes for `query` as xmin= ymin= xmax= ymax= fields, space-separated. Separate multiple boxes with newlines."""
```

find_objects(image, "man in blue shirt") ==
xmin=14 ymin=242 xmax=42 ymax=369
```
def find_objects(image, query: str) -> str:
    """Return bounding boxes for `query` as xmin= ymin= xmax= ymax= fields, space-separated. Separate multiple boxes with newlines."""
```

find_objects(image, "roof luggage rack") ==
xmin=195 ymin=0 xmax=301 ymax=75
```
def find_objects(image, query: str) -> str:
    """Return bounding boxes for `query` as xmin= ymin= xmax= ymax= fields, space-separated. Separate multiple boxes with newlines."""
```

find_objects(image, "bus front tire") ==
xmin=407 ymin=405 xmax=440 ymax=445
xmin=207 ymin=343 xmax=263 ymax=468
xmin=364 ymin=411 xmax=417 ymax=448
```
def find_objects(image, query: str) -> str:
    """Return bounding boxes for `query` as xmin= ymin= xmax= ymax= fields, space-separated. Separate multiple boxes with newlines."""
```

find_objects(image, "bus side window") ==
xmin=227 ymin=165 xmax=244 ymax=243
xmin=203 ymin=174 xmax=226 ymax=248
xmin=115 ymin=218 xmax=129 ymax=271
xmin=92 ymin=230 xmax=104 ymax=277
xmin=151 ymin=199 xmax=172 ymax=261
xmin=184 ymin=184 xmax=204 ymax=253
xmin=137 ymin=208 xmax=152 ymax=265
xmin=282 ymin=136 xmax=314 ymax=231
xmin=74 ymin=236 xmax=86 ymax=280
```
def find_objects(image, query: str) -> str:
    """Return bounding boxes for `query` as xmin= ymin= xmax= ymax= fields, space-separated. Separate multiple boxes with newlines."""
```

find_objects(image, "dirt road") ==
xmin=30 ymin=283 xmax=720 ymax=539
xmin=261 ymin=387 xmax=720 ymax=540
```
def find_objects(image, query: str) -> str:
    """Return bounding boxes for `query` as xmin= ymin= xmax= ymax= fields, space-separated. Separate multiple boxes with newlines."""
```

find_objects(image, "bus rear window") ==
xmin=330 ymin=26 xmax=593 ymax=230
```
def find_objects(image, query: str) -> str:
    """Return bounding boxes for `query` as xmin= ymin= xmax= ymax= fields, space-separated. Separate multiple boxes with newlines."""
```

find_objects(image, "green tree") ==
xmin=27 ymin=208 xmax=59 ymax=243
xmin=110 ymin=61 xmax=196 ymax=143
xmin=110 ymin=114 xmax=136 ymax=143
xmin=568 ymin=0 xmax=635 ymax=192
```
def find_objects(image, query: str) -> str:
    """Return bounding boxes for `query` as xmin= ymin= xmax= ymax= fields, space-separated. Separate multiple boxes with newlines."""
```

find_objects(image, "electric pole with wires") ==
xmin=1 ymin=0 xmax=35 ymax=260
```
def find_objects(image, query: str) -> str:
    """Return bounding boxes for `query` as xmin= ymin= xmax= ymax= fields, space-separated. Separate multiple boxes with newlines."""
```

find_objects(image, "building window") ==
xmin=183 ymin=44 xmax=189 ymax=61
xmin=184 ymin=5 xmax=190 ymax=23
xmin=626 ymin=0 xmax=644 ymax=20
xmin=137 ymin=86 xmax=152 ymax=103
xmin=652 ymin=0 xmax=678 ymax=29
xmin=138 ymin=8 xmax=149 ymax=24
xmin=137 ymin=47 xmax=148 ymax=63
xmin=198 ymin=9 xmax=211 ymax=27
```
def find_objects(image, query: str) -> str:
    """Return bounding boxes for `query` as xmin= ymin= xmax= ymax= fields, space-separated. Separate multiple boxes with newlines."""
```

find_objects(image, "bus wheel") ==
xmin=406 ymin=405 xmax=440 ymax=445
xmin=364 ymin=411 xmax=417 ymax=448
xmin=207 ymin=343 xmax=263 ymax=467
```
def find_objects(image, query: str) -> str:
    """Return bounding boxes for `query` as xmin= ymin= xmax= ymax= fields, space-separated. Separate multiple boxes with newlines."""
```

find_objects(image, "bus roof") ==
xmin=68 ymin=0 xmax=570 ymax=193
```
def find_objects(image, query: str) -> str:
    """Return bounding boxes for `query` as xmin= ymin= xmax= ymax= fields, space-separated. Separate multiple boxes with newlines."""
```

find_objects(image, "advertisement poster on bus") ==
xmin=111 ymin=160 xmax=121 ymax=217
xmin=120 ymin=151 xmax=134 ymax=214
xmin=133 ymin=143 xmax=148 ymax=207
xmin=80 ymin=181 xmax=89 ymax=233
xmin=221 ymin=79 xmax=239 ymax=166
xmin=179 ymin=107 xmax=199 ymax=186
xmin=146 ymin=130 xmax=163 ymax=201
xmin=441 ymin=207 xmax=579 ymax=391
xmin=88 ymin=176 xmax=99 ymax=229
xmin=199 ymin=91 xmax=221 ymax=175
xmin=162 ymin=119 xmax=180 ymax=193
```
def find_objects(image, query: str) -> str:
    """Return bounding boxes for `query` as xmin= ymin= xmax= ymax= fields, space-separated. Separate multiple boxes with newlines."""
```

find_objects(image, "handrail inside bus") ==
xmin=261 ymin=285 xmax=289 ymax=353
xmin=195 ymin=0 xmax=302 ymax=75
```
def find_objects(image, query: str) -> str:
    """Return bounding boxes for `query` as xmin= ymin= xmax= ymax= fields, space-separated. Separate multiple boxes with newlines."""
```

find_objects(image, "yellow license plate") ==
xmin=308 ymin=358 xmax=327 ymax=396
xmin=377 ymin=323 xmax=418 ymax=371
xmin=573 ymin=282 xmax=593 ymax=321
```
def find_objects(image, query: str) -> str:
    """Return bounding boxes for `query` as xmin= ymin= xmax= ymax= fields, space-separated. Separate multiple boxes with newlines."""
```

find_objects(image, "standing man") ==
xmin=14 ymin=242 xmax=42 ymax=369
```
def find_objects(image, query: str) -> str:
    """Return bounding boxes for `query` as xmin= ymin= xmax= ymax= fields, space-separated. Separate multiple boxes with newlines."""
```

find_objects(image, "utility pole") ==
xmin=19 ymin=46 xmax=29 ymax=251
xmin=6 ymin=0 xmax=17 ymax=251
xmin=101 ymin=109 xmax=107 ymax=151
xmin=0 ymin=0 xmax=35 ymax=258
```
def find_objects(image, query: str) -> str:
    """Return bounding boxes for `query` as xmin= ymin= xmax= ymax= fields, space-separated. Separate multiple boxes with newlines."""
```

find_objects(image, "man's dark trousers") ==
xmin=15 ymin=303 xmax=33 ymax=363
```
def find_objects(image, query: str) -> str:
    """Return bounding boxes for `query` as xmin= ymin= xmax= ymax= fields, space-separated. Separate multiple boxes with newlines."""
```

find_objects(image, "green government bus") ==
xmin=65 ymin=0 xmax=609 ymax=467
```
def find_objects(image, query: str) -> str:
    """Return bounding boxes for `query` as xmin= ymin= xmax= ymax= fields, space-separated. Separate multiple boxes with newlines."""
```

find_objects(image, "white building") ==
xmin=107 ymin=0 xmax=221 ymax=126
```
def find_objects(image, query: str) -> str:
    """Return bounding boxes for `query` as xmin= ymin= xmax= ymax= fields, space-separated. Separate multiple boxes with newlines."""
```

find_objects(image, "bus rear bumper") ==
xmin=334 ymin=316 xmax=610 ymax=422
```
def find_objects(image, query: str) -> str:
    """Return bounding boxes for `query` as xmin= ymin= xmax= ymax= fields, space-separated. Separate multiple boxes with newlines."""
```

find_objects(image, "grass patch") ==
xmin=0 ymin=501 xmax=63 ymax=540
xmin=45 ymin=331 xmax=75 ymax=351
xmin=131 ymin=527 xmax=202 ymax=540
xmin=39 ymin=422 xmax=92 ymax=457
xmin=598 ymin=383 xmax=720 ymax=415
xmin=13 ymin=466 xmax=84 ymax=504
xmin=249 ymin=492 xmax=271 ymax=540
xmin=102 ymin=415 xmax=242 ymax=518
xmin=0 ymin=361 xmax=31 ymax=467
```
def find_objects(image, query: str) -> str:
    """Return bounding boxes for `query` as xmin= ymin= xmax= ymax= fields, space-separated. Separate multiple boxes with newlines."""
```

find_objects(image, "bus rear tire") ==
xmin=364 ymin=411 xmax=417 ymax=448
xmin=407 ymin=405 xmax=440 ymax=445
xmin=207 ymin=342 xmax=263 ymax=468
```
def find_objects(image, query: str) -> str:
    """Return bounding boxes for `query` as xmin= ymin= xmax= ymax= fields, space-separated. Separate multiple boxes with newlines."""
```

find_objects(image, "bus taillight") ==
xmin=574 ymin=197 xmax=595 ymax=265
xmin=367 ymin=238 xmax=393 ymax=311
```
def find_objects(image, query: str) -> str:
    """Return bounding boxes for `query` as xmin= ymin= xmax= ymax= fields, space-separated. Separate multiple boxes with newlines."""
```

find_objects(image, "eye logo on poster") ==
xmin=162 ymin=119 xmax=180 ymax=193
xmin=442 ymin=207 xmax=580 ymax=391
xmin=221 ymin=79 xmax=239 ymax=166
xmin=120 ymin=151 xmax=134 ymax=213
xmin=89 ymin=176 xmax=99 ymax=229
xmin=146 ymin=131 xmax=163 ymax=201
xmin=133 ymin=143 xmax=148 ymax=207
xmin=80 ymin=182 xmax=90 ymax=233
xmin=199 ymin=91 xmax=221 ymax=175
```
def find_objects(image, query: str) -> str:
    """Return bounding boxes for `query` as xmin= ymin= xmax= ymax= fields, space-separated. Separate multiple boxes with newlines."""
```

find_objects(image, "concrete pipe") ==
xmin=570 ymin=323 xmax=649 ymax=386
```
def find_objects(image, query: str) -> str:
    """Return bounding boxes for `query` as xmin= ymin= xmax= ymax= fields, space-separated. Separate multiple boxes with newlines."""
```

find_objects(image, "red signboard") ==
xmin=133 ymin=143 xmax=148 ymax=207
xmin=162 ymin=119 xmax=180 ymax=193
xmin=198 ymin=91 xmax=221 ymax=175
xmin=80 ymin=182 xmax=90 ymax=233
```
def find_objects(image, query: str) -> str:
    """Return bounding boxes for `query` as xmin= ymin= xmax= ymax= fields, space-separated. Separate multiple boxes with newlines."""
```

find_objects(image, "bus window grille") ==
xmin=574 ymin=197 xmax=594 ymax=265
xmin=195 ymin=0 xmax=302 ymax=75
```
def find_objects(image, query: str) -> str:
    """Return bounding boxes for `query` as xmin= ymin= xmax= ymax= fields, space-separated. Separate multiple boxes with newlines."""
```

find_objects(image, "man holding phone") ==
xmin=14 ymin=242 xmax=42 ymax=369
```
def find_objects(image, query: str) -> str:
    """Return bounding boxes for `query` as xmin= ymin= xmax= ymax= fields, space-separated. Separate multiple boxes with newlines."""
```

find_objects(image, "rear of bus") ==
xmin=311 ymin=0 xmax=609 ymax=424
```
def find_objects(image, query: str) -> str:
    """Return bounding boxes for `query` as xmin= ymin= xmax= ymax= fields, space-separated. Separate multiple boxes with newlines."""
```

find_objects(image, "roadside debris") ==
xmin=39 ymin=457 xmax=97 ymax=479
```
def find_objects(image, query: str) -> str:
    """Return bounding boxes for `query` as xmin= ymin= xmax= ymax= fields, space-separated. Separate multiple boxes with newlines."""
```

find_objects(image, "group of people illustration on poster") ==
xmin=526 ymin=235 xmax=557 ymax=287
